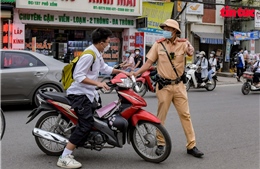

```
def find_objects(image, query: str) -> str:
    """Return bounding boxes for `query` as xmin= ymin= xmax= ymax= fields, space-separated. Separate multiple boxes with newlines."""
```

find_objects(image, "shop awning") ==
xmin=1 ymin=0 xmax=15 ymax=2
xmin=193 ymin=32 xmax=223 ymax=44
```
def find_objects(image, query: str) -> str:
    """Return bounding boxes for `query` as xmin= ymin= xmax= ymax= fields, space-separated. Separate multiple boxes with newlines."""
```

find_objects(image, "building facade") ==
xmin=1 ymin=0 xmax=15 ymax=49
xmin=8 ymin=0 xmax=142 ymax=65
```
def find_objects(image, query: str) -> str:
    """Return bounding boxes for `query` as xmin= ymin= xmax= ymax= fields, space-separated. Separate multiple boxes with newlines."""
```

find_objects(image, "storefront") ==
xmin=14 ymin=0 xmax=142 ymax=64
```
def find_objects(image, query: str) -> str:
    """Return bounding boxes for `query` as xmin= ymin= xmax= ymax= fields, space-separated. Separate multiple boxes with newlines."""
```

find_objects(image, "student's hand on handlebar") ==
xmin=97 ymin=82 xmax=110 ymax=91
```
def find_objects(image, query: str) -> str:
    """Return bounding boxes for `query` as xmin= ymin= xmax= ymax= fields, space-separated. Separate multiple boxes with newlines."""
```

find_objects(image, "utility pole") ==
xmin=180 ymin=1 xmax=186 ymax=38
xmin=222 ymin=0 xmax=231 ymax=72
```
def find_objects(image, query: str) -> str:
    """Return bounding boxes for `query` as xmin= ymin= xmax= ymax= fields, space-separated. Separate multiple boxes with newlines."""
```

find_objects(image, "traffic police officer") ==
xmin=132 ymin=19 xmax=204 ymax=158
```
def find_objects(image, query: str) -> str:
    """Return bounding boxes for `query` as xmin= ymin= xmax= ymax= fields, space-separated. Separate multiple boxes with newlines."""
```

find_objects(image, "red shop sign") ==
xmin=220 ymin=6 xmax=255 ymax=18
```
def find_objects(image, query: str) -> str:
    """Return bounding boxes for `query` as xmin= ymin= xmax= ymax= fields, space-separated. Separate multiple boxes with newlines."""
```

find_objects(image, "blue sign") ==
xmin=233 ymin=31 xmax=260 ymax=40
xmin=137 ymin=28 xmax=163 ymax=34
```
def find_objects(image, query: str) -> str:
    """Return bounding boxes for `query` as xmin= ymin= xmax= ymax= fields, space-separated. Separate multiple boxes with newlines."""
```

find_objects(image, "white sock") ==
xmin=61 ymin=148 xmax=73 ymax=158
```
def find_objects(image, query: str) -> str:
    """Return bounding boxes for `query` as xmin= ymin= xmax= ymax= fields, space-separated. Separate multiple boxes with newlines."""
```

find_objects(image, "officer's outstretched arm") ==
xmin=133 ymin=59 xmax=153 ymax=77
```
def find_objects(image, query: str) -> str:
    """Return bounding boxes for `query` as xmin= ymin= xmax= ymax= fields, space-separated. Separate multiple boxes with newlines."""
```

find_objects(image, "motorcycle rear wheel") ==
xmin=134 ymin=82 xmax=148 ymax=97
xmin=241 ymin=82 xmax=250 ymax=95
xmin=35 ymin=111 xmax=72 ymax=156
xmin=130 ymin=121 xmax=171 ymax=163
xmin=205 ymin=79 xmax=216 ymax=91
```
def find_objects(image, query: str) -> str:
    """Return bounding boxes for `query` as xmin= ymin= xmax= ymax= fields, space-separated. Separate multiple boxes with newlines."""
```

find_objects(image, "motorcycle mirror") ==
xmin=131 ymin=75 xmax=140 ymax=93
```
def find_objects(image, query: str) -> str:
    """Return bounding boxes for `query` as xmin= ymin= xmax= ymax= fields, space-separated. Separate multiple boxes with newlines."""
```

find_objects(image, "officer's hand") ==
xmin=122 ymin=71 xmax=130 ymax=76
xmin=97 ymin=82 xmax=110 ymax=91
xmin=129 ymin=71 xmax=138 ymax=77
xmin=187 ymin=42 xmax=194 ymax=54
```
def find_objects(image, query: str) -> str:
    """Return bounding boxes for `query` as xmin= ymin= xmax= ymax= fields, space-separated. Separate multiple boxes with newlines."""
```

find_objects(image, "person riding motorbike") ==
xmin=57 ymin=28 xmax=129 ymax=169
xmin=193 ymin=51 xmax=200 ymax=64
xmin=119 ymin=50 xmax=135 ymax=72
xmin=252 ymin=59 xmax=260 ymax=87
xmin=207 ymin=51 xmax=217 ymax=84
xmin=195 ymin=51 xmax=209 ymax=86
xmin=132 ymin=48 xmax=143 ymax=72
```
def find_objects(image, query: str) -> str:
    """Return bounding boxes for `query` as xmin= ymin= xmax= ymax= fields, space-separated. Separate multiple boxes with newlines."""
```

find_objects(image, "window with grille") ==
xmin=203 ymin=0 xmax=216 ymax=9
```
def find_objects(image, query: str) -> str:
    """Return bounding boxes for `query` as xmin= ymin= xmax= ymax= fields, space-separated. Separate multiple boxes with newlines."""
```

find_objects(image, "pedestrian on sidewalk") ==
xmin=236 ymin=47 xmax=245 ymax=82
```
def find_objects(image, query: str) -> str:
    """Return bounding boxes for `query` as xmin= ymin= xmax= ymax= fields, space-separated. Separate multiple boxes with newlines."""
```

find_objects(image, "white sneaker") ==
xmin=57 ymin=155 xmax=82 ymax=168
xmin=201 ymin=82 xmax=206 ymax=86
xmin=207 ymin=80 xmax=212 ymax=84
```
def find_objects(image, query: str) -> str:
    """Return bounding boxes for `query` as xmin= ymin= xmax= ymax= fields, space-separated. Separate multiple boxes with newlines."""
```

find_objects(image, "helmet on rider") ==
xmin=210 ymin=51 xmax=215 ymax=55
xmin=210 ymin=51 xmax=215 ymax=57
xmin=199 ymin=51 xmax=206 ymax=58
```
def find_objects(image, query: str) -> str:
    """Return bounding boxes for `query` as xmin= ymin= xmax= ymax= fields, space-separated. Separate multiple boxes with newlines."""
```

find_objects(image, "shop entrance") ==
xmin=25 ymin=26 xmax=122 ymax=64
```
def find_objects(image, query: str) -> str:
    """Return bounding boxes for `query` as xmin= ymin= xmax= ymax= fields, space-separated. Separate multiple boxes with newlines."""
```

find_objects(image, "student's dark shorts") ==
xmin=67 ymin=95 xmax=98 ymax=146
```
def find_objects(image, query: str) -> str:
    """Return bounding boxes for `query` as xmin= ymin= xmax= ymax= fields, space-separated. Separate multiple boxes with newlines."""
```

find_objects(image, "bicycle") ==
xmin=1 ymin=108 xmax=6 ymax=140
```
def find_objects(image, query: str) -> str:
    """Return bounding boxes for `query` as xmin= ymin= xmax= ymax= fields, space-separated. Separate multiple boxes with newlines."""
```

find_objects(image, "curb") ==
xmin=217 ymin=72 xmax=234 ymax=77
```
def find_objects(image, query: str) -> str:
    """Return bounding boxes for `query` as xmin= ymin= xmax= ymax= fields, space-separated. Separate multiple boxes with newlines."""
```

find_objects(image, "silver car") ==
xmin=1 ymin=49 xmax=66 ymax=106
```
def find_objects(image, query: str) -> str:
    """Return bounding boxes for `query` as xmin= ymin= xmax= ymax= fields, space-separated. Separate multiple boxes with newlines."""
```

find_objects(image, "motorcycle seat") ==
xmin=41 ymin=92 xmax=71 ymax=105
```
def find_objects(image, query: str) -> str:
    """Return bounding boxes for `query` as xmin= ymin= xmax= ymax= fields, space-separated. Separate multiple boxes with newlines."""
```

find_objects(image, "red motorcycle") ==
xmin=26 ymin=73 xmax=171 ymax=163
xmin=134 ymin=66 xmax=157 ymax=97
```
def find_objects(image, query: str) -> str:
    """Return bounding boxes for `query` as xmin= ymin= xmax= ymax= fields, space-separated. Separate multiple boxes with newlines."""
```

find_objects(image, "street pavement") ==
xmin=2 ymin=85 xmax=259 ymax=169
xmin=216 ymin=71 xmax=249 ymax=85
xmin=217 ymin=75 xmax=238 ymax=85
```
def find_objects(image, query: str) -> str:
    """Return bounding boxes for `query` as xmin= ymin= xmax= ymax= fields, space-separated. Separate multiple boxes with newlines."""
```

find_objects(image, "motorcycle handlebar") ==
xmin=96 ymin=81 xmax=114 ymax=91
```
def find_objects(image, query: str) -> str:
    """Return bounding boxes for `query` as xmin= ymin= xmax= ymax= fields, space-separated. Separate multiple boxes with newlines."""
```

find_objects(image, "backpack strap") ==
xmin=79 ymin=49 xmax=96 ymax=71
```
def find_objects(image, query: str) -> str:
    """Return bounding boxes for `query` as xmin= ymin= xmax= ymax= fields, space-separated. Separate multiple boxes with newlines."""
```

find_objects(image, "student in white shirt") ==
xmin=57 ymin=28 xmax=129 ymax=169
xmin=207 ymin=51 xmax=217 ymax=84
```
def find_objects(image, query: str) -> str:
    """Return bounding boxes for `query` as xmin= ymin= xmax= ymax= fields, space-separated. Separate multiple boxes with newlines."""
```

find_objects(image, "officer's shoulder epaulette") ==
xmin=177 ymin=38 xmax=187 ymax=42
xmin=156 ymin=38 xmax=166 ymax=43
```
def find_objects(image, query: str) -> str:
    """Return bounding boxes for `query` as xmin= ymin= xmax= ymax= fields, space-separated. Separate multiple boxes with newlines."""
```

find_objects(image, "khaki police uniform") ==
xmin=146 ymin=37 xmax=196 ymax=149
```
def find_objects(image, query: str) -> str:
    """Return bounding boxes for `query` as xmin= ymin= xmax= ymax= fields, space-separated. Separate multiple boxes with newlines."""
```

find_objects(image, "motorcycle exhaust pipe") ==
xmin=33 ymin=128 xmax=68 ymax=145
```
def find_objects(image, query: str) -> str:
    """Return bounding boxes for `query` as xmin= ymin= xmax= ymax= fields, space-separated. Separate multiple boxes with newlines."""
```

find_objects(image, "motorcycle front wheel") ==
xmin=130 ymin=121 xmax=171 ymax=163
xmin=185 ymin=78 xmax=191 ymax=91
xmin=35 ymin=111 xmax=73 ymax=156
xmin=241 ymin=82 xmax=250 ymax=95
xmin=134 ymin=82 xmax=148 ymax=97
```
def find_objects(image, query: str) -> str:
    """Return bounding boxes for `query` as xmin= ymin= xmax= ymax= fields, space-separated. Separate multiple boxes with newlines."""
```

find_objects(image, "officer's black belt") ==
xmin=165 ymin=77 xmax=181 ymax=85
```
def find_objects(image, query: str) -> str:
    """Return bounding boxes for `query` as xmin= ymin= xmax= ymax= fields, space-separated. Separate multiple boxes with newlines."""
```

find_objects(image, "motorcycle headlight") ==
xmin=116 ymin=77 xmax=133 ymax=88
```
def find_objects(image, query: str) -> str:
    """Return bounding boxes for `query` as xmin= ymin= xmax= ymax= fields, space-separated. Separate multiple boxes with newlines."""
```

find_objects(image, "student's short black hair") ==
xmin=91 ymin=28 xmax=112 ymax=44
xmin=238 ymin=46 xmax=243 ymax=51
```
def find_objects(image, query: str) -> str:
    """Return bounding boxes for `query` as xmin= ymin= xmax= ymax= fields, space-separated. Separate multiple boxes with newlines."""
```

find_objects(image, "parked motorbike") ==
xmin=26 ymin=73 xmax=171 ymax=163
xmin=134 ymin=66 xmax=157 ymax=97
xmin=241 ymin=71 xmax=260 ymax=95
xmin=185 ymin=64 xmax=217 ymax=91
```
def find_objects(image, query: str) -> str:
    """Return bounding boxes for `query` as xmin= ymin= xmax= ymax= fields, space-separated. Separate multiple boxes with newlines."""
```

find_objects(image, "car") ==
xmin=1 ymin=49 xmax=66 ymax=107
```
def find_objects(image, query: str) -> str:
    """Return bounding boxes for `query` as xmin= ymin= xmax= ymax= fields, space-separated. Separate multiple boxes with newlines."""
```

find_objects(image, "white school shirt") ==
xmin=209 ymin=57 xmax=217 ymax=72
xmin=66 ymin=44 xmax=113 ymax=102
